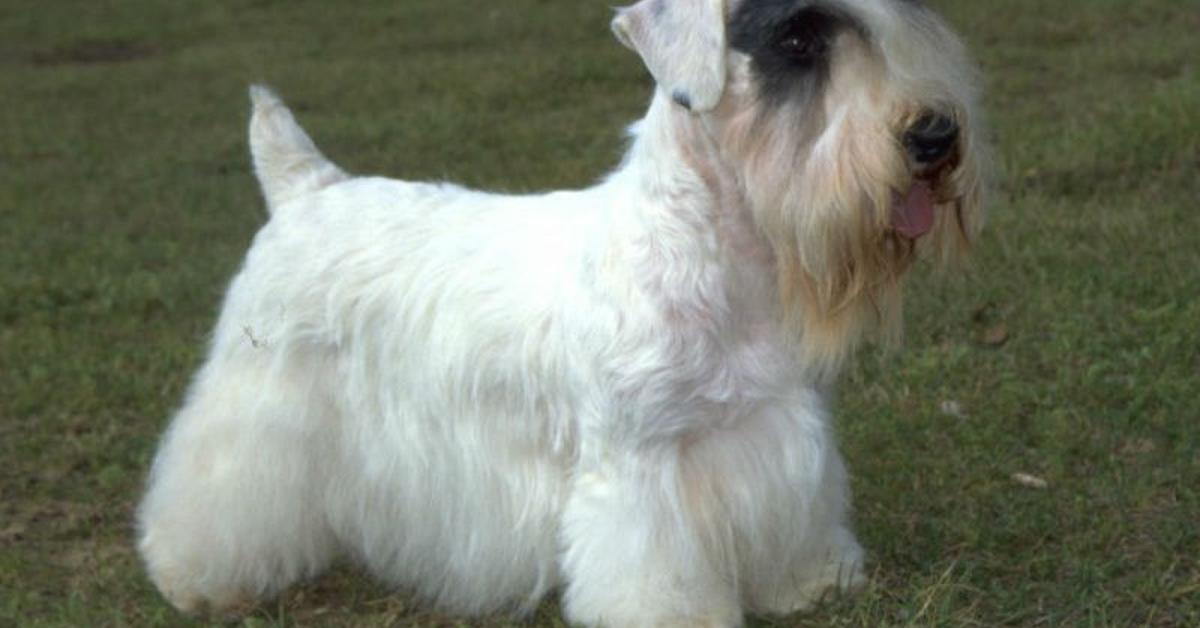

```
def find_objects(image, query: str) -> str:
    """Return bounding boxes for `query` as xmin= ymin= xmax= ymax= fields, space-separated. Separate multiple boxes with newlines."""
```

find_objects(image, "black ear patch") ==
xmin=730 ymin=1 xmax=863 ymax=104
xmin=672 ymin=90 xmax=694 ymax=110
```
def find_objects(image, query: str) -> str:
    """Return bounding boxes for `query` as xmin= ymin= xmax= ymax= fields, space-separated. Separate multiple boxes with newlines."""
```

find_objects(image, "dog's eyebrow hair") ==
xmin=728 ymin=0 xmax=873 ymax=106
xmin=729 ymin=0 xmax=872 ymax=51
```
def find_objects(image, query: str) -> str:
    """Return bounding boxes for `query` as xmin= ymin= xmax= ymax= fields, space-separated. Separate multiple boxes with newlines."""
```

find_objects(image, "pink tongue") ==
xmin=892 ymin=181 xmax=935 ymax=239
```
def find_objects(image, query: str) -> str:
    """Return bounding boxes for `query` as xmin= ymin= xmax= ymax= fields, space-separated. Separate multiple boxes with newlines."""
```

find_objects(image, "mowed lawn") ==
xmin=1 ymin=0 xmax=1197 ymax=626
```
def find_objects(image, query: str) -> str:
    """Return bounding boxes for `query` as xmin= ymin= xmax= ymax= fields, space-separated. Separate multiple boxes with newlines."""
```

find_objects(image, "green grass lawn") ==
xmin=2 ymin=1 xmax=1197 ymax=626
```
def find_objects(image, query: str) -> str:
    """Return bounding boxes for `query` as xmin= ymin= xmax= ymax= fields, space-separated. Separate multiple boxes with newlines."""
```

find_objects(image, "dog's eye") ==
xmin=777 ymin=10 xmax=835 ymax=62
xmin=779 ymin=33 xmax=828 ymax=60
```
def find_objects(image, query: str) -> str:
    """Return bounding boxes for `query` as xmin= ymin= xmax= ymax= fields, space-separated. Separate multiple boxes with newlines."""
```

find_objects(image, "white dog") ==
xmin=137 ymin=0 xmax=985 ymax=625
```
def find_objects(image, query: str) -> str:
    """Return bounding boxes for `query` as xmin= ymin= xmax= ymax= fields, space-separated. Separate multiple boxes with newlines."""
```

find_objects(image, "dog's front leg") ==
xmin=558 ymin=446 xmax=742 ymax=628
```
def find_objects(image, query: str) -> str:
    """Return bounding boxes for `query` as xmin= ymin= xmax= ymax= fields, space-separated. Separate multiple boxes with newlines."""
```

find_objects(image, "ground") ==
xmin=1 ymin=0 xmax=1197 ymax=626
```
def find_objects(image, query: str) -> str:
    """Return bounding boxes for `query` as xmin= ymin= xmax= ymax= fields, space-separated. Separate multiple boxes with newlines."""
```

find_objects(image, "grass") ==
xmin=1 ymin=0 xmax=1196 ymax=625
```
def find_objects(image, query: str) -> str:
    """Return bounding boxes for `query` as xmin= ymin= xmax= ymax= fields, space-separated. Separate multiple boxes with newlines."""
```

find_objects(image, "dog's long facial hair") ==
xmin=632 ymin=0 xmax=987 ymax=375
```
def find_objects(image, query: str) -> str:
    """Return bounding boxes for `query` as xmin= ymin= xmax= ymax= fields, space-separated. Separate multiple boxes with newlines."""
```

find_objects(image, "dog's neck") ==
xmin=620 ymin=92 xmax=772 ymax=268
xmin=606 ymin=92 xmax=871 ymax=379
xmin=604 ymin=92 xmax=795 ymax=354
xmin=630 ymin=93 xmax=780 ymax=271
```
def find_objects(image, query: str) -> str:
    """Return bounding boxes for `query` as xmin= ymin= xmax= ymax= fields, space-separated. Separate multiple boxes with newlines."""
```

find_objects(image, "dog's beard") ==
xmin=920 ymin=127 xmax=986 ymax=271
xmin=718 ymin=117 xmax=904 ymax=373
xmin=715 ymin=105 xmax=982 ymax=375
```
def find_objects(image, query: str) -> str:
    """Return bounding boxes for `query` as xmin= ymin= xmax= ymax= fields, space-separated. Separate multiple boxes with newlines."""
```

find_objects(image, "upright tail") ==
xmin=248 ymin=85 xmax=348 ymax=212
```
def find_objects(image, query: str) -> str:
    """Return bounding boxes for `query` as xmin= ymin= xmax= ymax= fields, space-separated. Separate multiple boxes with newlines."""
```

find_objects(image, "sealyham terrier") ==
xmin=137 ymin=0 xmax=986 ymax=625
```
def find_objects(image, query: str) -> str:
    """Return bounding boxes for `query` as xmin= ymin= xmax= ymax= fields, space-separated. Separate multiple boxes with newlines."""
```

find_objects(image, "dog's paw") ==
xmin=756 ymin=542 xmax=867 ymax=615
xmin=141 ymin=539 xmax=261 ymax=619
xmin=148 ymin=569 xmax=260 ymax=619
xmin=593 ymin=610 xmax=742 ymax=628
xmin=565 ymin=596 xmax=742 ymax=628
xmin=793 ymin=558 xmax=867 ymax=612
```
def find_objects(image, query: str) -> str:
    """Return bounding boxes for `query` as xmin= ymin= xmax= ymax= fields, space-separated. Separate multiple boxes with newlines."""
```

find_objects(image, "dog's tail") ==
xmin=248 ymin=85 xmax=348 ymax=212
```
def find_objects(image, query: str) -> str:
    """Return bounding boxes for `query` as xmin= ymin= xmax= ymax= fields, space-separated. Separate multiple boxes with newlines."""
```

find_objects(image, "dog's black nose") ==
xmin=903 ymin=113 xmax=959 ymax=164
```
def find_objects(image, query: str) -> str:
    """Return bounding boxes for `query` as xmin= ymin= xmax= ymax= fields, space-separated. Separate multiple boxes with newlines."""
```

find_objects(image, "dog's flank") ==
xmin=248 ymin=85 xmax=347 ymax=211
xmin=138 ymin=1 xmax=986 ymax=626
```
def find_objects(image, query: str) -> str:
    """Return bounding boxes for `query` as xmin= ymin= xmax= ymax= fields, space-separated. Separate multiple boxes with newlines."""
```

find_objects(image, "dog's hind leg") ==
xmin=136 ymin=343 xmax=340 ymax=616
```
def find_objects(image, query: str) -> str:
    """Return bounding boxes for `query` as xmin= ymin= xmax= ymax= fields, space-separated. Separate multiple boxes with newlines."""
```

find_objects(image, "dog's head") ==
xmin=614 ymin=0 xmax=987 ymax=369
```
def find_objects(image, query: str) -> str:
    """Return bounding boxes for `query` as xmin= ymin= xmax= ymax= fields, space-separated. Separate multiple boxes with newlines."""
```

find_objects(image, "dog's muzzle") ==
xmin=903 ymin=112 xmax=960 ymax=167
xmin=891 ymin=113 xmax=961 ymax=240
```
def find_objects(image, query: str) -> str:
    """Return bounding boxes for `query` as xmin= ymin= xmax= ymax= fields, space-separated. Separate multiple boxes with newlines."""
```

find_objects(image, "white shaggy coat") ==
xmin=137 ymin=0 xmax=984 ymax=625
xmin=138 ymin=88 xmax=860 ymax=625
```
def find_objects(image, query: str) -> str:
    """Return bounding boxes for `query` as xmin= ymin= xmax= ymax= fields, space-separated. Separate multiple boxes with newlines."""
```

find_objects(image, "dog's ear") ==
xmin=612 ymin=0 xmax=727 ymax=112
